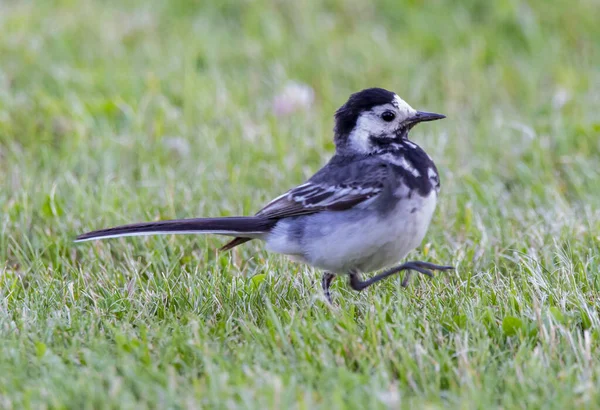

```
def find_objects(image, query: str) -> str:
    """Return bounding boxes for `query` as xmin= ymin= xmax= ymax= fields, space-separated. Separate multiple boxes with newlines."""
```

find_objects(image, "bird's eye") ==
xmin=381 ymin=111 xmax=396 ymax=122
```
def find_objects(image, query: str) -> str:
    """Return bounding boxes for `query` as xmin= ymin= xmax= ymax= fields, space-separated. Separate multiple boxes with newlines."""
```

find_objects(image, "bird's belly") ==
xmin=267 ymin=191 xmax=437 ymax=273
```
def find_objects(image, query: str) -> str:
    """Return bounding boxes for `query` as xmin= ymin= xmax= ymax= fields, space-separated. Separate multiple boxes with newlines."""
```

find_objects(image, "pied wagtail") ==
xmin=76 ymin=88 xmax=453 ymax=303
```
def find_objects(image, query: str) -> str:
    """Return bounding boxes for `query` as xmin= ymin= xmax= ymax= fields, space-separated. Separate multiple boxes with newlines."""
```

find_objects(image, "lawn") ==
xmin=1 ymin=0 xmax=600 ymax=408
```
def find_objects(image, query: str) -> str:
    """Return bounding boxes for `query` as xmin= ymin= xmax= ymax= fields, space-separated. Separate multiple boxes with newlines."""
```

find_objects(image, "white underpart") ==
xmin=265 ymin=190 xmax=438 ymax=273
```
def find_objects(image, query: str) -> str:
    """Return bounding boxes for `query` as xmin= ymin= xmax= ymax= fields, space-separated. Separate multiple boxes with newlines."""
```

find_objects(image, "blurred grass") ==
xmin=1 ymin=0 xmax=600 ymax=408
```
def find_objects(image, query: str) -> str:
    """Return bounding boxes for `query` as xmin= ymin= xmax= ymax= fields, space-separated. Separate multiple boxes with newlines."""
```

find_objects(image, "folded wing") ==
xmin=221 ymin=157 xmax=391 ymax=250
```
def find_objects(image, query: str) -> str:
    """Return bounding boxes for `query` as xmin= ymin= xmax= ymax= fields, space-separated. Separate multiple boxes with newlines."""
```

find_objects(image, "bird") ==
xmin=76 ymin=87 xmax=453 ymax=304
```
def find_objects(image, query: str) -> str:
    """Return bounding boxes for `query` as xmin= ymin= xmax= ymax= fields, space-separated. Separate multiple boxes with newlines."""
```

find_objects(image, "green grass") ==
xmin=1 ymin=0 xmax=600 ymax=408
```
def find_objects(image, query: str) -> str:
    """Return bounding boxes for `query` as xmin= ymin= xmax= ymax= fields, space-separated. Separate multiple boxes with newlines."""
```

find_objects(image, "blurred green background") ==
xmin=1 ymin=0 xmax=599 ymax=408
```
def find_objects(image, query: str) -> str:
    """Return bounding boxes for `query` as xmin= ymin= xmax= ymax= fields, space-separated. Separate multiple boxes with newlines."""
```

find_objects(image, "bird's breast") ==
xmin=379 ymin=145 xmax=440 ymax=196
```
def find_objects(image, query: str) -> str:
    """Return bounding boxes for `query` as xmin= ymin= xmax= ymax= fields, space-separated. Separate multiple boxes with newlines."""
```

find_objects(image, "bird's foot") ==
xmin=349 ymin=261 xmax=454 ymax=291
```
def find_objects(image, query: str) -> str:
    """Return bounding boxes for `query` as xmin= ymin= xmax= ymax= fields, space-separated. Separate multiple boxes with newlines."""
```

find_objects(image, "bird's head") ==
xmin=333 ymin=88 xmax=445 ymax=154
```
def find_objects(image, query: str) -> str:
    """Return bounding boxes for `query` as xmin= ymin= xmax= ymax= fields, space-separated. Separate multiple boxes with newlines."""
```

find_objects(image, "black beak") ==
xmin=405 ymin=111 xmax=446 ymax=126
xmin=396 ymin=111 xmax=446 ymax=138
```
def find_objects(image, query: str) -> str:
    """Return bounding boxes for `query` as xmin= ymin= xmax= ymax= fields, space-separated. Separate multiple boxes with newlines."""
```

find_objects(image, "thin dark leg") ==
xmin=349 ymin=261 xmax=454 ymax=292
xmin=321 ymin=272 xmax=336 ymax=304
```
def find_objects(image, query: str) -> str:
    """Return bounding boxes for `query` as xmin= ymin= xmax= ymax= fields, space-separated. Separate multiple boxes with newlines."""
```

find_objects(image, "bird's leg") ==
xmin=321 ymin=272 xmax=336 ymax=304
xmin=348 ymin=261 xmax=454 ymax=291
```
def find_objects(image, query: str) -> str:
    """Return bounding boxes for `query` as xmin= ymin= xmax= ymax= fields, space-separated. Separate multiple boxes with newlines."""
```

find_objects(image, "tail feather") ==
xmin=75 ymin=217 xmax=275 ymax=242
xmin=220 ymin=237 xmax=252 ymax=251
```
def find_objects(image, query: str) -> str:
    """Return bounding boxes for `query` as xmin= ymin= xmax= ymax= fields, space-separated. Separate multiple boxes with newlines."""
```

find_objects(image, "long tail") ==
xmin=75 ymin=217 xmax=276 ymax=243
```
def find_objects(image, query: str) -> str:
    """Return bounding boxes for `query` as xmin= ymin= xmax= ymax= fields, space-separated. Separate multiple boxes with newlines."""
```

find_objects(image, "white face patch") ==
xmin=393 ymin=95 xmax=417 ymax=120
xmin=346 ymin=113 xmax=378 ymax=153
xmin=346 ymin=94 xmax=418 ymax=154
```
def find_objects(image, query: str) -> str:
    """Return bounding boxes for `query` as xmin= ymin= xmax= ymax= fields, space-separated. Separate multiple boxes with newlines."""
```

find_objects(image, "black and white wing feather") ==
xmin=256 ymin=182 xmax=380 ymax=219
xmin=256 ymin=156 xmax=391 ymax=219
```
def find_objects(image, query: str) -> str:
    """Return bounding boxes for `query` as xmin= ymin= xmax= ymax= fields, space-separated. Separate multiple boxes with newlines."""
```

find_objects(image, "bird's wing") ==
xmin=256 ymin=156 xmax=391 ymax=219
